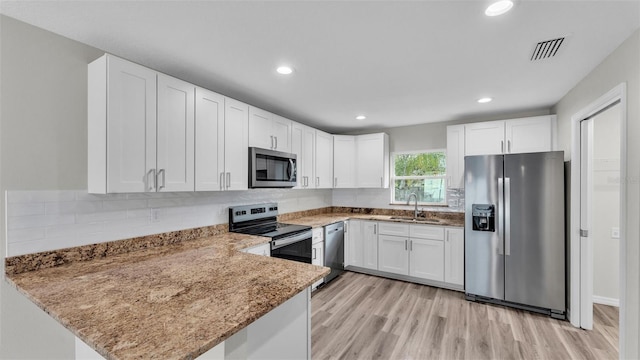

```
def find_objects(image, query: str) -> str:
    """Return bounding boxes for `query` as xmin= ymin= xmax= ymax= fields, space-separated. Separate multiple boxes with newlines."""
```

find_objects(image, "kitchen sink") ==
xmin=389 ymin=216 xmax=442 ymax=223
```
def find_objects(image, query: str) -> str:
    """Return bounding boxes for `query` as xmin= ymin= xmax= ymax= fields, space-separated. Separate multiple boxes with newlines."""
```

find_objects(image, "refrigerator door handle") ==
xmin=497 ymin=177 xmax=504 ymax=255
xmin=505 ymin=177 xmax=511 ymax=256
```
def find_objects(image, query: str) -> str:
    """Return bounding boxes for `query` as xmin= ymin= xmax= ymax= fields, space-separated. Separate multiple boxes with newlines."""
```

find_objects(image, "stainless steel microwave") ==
xmin=249 ymin=147 xmax=297 ymax=188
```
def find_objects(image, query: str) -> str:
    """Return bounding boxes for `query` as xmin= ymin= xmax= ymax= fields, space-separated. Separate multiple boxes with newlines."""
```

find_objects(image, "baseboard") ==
xmin=593 ymin=295 xmax=620 ymax=307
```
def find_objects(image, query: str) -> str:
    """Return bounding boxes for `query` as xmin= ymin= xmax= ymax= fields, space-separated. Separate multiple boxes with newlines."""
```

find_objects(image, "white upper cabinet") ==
xmin=315 ymin=130 xmax=334 ymax=188
xmin=505 ymin=116 xmax=554 ymax=154
xmin=224 ymin=98 xmax=250 ymax=190
xmin=464 ymin=116 xmax=555 ymax=156
xmin=157 ymin=74 xmax=195 ymax=192
xmin=249 ymin=106 xmax=292 ymax=152
xmin=195 ymin=88 xmax=225 ymax=191
xmin=356 ymin=133 xmax=389 ymax=188
xmin=89 ymin=54 xmax=157 ymax=194
xmin=291 ymin=121 xmax=316 ymax=189
xmin=446 ymin=125 xmax=465 ymax=189
xmin=333 ymin=135 xmax=356 ymax=188
xmin=464 ymin=120 xmax=506 ymax=156
xmin=272 ymin=114 xmax=292 ymax=152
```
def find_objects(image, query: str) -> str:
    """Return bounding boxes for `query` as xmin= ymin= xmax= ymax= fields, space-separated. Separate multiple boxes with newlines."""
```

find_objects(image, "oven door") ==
xmin=250 ymin=147 xmax=297 ymax=188
xmin=270 ymin=230 xmax=312 ymax=264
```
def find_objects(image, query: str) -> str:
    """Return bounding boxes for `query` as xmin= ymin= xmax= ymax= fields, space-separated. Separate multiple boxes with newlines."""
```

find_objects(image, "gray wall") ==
xmin=0 ymin=15 xmax=103 ymax=359
xmin=553 ymin=28 xmax=640 ymax=359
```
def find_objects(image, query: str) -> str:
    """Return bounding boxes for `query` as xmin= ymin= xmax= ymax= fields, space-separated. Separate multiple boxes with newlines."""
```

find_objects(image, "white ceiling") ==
xmin=1 ymin=1 xmax=639 ymax=133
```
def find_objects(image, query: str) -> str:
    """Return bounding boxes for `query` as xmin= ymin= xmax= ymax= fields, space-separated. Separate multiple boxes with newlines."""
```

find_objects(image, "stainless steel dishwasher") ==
xmin=324 ymin=222 xmax=344 ymax=284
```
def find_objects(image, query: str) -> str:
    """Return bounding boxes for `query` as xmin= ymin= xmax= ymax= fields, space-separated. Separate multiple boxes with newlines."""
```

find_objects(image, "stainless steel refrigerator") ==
xmin=464 ymin=151 xmax=565 ymax=319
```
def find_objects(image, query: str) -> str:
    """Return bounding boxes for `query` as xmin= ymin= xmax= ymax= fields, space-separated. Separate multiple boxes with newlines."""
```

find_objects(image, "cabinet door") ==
xmin=312 ymin=241 xmax=325 ymax=290
xmin=356 ymin=133 xmax=389 ymax=188
xmin=378 ymin=234 xmax=409 ymax=275
xmin=409 ymin=238 xmax=444 ymax=281
xmin=105 ymin=55 xmax=157 ymax=193
xmin=315 ymin=130 xmax=334 ymax=188
xmin=333 ymin=135 xmax=356 ymax=188
xmin=505 ymin=116 xmax=553 ymax=154
xmin=272 ymin=114 xmax=292 ymax=152
xmin=157 ymin=74 xmax=195 ymax=192
xmin=291 ymin=122 xmax=305 ymax=188
xmin=345 ymin=220 xmax=363 ymax=267
xmin=444 ymin=228 xmax=464 ymax=286
xmin=195 ymin=88 xmax=225 ymax=191
xmin=362 ymin=221 xmax=378 ymax=270
xmin=302 ymin=126 xmax=316 ymax=188
xmin=446 ymin=125 xmax=465 ymax=189
xmin=464 ymin=121 xmax=505 ymax=156
xmin=224 ymin=98 xmax=249 ymax=190
xmin=248 ymin=106 xmax=273 ymax=149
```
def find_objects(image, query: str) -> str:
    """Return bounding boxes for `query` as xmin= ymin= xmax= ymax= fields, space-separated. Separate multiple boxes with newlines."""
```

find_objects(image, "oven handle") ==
xmin=271 ymin=230 xmax=312 ymax=250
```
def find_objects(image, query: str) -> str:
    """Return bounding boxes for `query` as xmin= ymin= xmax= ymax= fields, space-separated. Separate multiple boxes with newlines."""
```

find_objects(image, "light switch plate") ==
xmin=611 ymin=227 xmax=620 ymax=239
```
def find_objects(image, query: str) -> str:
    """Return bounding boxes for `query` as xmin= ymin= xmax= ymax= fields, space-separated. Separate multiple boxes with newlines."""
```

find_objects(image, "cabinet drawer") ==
xmin=409 ymin=224 xmax=444 ymax=240
xmin=312 ymin=227 xmax=324 ymax=244
xmin=378 ymin=222 xmax=409 ymax=237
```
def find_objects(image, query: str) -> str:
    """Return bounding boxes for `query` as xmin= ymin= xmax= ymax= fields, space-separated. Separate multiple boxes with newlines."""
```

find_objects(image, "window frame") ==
xmin=390 ymin=149 xmax=448 ymax=206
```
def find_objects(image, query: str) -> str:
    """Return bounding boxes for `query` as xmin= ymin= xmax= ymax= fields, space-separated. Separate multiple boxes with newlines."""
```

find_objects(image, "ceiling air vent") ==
xmin=530 ymin=37 xmax=565 ymax=61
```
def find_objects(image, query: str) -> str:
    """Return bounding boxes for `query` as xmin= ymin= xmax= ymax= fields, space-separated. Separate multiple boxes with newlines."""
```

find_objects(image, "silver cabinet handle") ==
xmin=312 ymin=248 xmax=317 ymax=260
xmin=405 ymin=239 xmax=407 ymax=251
xmin=157 ymin=169 xmax=166 ymax=190
xmin=274 ymin=136 xmax=278 ymax=149
xmin=505 ymin=177 xmax=511 ymax=256
xmin=270 ymin=135 xmax=274 ymax=149
xmin=410 ymin=240 xmax=413 ymax=251
xmin=334 ymin=178 xmax=337 ymax=188
xmin=373 ymin=224 xmax=377 ymax=234
xmin=501 ymin=140 xmax=504 ymax=153
xmin=344 ymin=222 xmax=348 ymax=233
xmin=226 ymin=172 xmax=231 ymax=189
xmin=507 ymin=140 xmax=511 ymax=153
xmin=146 ymin=169 xmax=156 ymax=191
xmin=220 ymin=172 xmax=225 ymax=191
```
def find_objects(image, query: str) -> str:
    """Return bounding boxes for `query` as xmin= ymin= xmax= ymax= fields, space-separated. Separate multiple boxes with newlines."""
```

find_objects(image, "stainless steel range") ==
xmin=229 ymin=203 xmax=312 ymax=263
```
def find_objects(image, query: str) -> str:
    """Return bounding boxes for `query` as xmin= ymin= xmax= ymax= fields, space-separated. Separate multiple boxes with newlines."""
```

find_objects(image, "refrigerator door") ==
xmin=465 ymin=155 xmax=504 ymax=300
xmin=503 ymin=152 xmax=565 ymax=311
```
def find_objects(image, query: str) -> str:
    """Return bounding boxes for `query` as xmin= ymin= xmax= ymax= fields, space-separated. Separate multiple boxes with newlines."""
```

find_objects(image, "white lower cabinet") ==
xmin=409 ymin=238 xmax=444 ymax=282
xmin=349 ymin=221 xmax=463 ymax=289
xmin=312 ymin=228 xmax=324 ymax=290
xmin=444 ymin=227 xmax=464 ymax=286
xmin=344 ymin=219 xmax=377 ymax=270
xmin=378 ymin=234 xmax=409 ymax=275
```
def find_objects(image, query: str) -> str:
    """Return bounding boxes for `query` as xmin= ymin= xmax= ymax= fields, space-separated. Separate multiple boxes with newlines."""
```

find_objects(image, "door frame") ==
xmin=569 ymin=83 xmax=627 ymax=349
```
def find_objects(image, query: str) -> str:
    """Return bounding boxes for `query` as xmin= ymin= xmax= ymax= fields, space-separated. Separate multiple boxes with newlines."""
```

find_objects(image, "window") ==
xmin=391 ymin=150 xmax=447 ymax=205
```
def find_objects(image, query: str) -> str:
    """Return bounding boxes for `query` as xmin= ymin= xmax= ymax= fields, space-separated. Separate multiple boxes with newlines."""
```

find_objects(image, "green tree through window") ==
xmin=392 ymin=151 xmax=447 ymax=205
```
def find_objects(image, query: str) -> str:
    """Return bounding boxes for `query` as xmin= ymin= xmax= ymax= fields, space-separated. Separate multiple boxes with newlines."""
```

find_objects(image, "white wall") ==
xmin=0 ymin=15 xmax=330 ymax=358
xmin=553 ymin=28 xmax=640 ymax=359
xmin=591 ymin=103 xmax=620 ymax=304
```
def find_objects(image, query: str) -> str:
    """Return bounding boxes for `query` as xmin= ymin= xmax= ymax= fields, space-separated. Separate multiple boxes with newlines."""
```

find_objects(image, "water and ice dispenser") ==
xmin=472 ymin=204 xmax=495 ymax=232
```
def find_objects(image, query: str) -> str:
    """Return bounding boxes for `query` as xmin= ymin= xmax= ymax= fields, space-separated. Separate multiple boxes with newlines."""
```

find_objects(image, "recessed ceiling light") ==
xmin=276 ymin=66 xmax=293 ymax=75
xmin=485 ymin=0 xmax=513 ymax=16
xmin=478 ymin=97 xmax=493 ymax=104
xmin=356 ymin=115 xmax=366 ymax=120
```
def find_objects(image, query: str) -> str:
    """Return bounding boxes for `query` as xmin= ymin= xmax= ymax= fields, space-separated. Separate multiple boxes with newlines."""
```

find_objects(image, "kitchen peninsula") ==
xmin=5 ymin=229 xmax=329 ymax=359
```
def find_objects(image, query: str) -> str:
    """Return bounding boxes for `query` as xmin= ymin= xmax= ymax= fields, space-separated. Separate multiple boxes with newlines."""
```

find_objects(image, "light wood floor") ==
xmin=311 ymin=271 xmax=619 ymax=360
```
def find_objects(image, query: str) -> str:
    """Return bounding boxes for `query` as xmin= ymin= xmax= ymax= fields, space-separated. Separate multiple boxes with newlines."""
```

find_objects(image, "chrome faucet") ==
xmin=407 ymin=193 xmax=419 ymax=218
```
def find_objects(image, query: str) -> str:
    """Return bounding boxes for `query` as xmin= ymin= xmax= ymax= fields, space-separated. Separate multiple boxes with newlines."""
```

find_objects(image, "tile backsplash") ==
xmin=5 ymin=189 xmax=331 ymax=257
xmin=332 ymin=188 xmax=465 ymax=212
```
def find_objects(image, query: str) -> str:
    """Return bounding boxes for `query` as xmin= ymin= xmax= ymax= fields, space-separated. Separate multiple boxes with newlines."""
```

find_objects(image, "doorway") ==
xmin=570 ymin=84 xmax=626 ymax=353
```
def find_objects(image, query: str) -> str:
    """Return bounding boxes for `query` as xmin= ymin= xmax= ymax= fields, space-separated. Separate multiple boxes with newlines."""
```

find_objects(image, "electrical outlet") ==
xmin=151 ymin=208 xmax=160 ymax=223
xmin=611 ymin=227 xmax=620 ymax=239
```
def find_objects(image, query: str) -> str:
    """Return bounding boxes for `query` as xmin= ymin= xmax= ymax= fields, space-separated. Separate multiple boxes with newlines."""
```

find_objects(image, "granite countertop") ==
xmin=284 ymin=212 xmax=465 ymax=228
xmin=5 ymin=232 xmax=329 ymax=360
